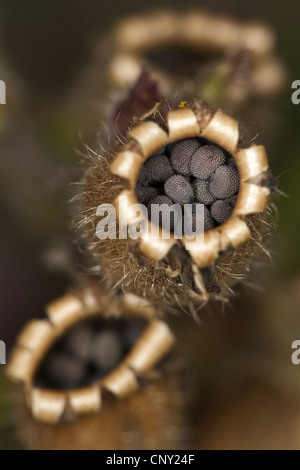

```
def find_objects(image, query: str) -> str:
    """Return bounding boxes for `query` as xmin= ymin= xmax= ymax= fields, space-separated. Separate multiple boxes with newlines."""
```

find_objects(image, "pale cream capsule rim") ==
xmin=111 ymin=103 xmax=270 ymax=269
xmin=6 ymin=289 xmax=175 ymax=424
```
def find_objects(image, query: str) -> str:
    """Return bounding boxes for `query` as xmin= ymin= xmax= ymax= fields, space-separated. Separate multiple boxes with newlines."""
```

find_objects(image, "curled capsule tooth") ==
xmin=193 ymin=179 xmax=216 ymax=205
xmin=170 ymin=138 xmax=200 ymax=175
xmin=210 ymin=165 xmax=240 ymax=199
xmin=190 ymin=145 xmax=226 ymax=179
xmin=164 ymin=175 xmax=194 ymax=204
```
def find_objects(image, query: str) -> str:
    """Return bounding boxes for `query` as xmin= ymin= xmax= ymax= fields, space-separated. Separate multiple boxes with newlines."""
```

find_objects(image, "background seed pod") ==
xmin=80 ymin=100 xmax=274 ymax=308
xmin=6 ymin=287 xmax=194 ymax=449
xmin=66 ymin=8 xmax=286 ymax=149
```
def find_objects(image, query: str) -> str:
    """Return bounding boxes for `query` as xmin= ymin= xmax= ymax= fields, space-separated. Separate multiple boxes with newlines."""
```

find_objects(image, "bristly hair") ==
xmin=75 ymin=97 xmax=276 ymax=313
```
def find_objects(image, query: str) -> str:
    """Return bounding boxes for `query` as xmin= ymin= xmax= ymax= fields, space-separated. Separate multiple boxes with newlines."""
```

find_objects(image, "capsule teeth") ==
xmin=209 ymin=165 xmax=240 ymax=199
xmin=190 ymin=145 xmax=226 ymax=179
xmin=170 ymin=138 xmax=200 ymax=176
xmin=164 ymin=175 xmax=195 ymax=204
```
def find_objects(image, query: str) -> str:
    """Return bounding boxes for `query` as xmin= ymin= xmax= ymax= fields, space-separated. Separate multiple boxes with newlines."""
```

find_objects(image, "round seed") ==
xmin=145 ymin=154 xmax=174 ymax=183
xmin=209 ymin=166 xmax=240 ymax=199
xmin=190 ymin=145 xmax=226 ymax=179
xmin=193 ymin=179 xmax=216 ymax=205
xmin=137 ymin=165 xmax=151 ymax=187
xmin=148 ymin=195 xmax=181 ymax=231
xmin=170 ymin=138 xmax=200 ymax=175
xmin=64 ymin=323 xmax=94 ymax=361
xmin=43 ymin=351 xmax=86 ymax=389
xmin=136 ymin=185 xmax=160 ymax=205
xmin=90 ymin=329 xmax=123 ymax=372
xmin=184 ymin=203 xmax=214 ymax=235
xmin=164 ymin=175 xmax=194 ymax=204
xmin=210 ymin=196 xmax=238 ymax=224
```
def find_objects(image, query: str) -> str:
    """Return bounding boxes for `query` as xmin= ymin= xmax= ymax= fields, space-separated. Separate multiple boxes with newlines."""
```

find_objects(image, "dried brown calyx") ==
xmin=6 ymin=288 xmax=175 ymax=424
xmin=81 ymin=99 xmax=274 ymax=308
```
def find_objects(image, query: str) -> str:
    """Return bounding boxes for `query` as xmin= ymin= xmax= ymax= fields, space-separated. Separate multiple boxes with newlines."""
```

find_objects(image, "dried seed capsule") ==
xmin=85 ymin=101 xmax=273 ymax=305
xmin=170 ymin=138 xmax=200 ymax=175
xmin=6 ymin=289 xmax=189 ymax=450
xmin=210 ymin=196 xmax=238 ymax=224
xmin=190 ymin=145 xmax=226 ymax=179
xmin=164 ymin=175 xmax=194 ymax=204
xmin=193 ymin=179 xmax=216 ymax=205
xmin=209 ymin=166 xmax=240 ymax=199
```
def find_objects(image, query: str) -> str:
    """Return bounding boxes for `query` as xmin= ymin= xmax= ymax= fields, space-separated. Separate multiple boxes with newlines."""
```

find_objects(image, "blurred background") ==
xmin=0 ymin=0 xmax=300 ymax=449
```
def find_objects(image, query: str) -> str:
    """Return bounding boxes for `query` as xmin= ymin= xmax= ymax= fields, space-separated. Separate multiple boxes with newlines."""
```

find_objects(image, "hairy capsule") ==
xmin=79 ymin=99 xmax=274 ymax=307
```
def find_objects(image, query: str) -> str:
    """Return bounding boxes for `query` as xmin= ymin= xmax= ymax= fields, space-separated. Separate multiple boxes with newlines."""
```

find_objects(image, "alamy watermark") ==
xmin=291 ymin=340 xmax=300 ymax=365
xmin=95 ymin=198 xmax=205 ymax=248
xmin=0 ymin=80 xmax=6 ymax=104
xmin=0 ymin=340 xmax=6 ymax=365
xmin=291 ymin=80 xmax=300 ymax=105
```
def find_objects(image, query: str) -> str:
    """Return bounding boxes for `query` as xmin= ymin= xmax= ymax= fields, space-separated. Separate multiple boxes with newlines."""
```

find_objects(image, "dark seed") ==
xmin=121 ymin=322 xmax=146 ymax=352
xmin=145 ymin=154 xmax=174 ymax=183
xmin=193 ymin=179 xmax=216 ymax=204
xmin=148 ymin=195 xmax=181 ymax=231
xmin=190 ymin=145 xmax=226 ymax=179
xmin=90 ymin=329 xmax=123 ymax=372
xmin=170 ymin=138 xmax=200 ymax=175
xmin=136 ymin=185 xmax=160 ymax=205
xmin=210 ymin=196 xmax=238 ymax=224
xmin=209 ymin=166 xmax=240 ymax=199
xmin=184 ymin=203 xmax=214 ymax=235
xmin=164 ymin=175 xmax=194 ymax=204
xmin=43 ymin=352 xmax=86 ymax=389
xmin=64 ymin=323 xmax=94 ymax=361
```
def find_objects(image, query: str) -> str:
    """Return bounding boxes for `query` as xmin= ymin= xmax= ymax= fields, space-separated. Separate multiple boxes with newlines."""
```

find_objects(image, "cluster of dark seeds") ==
xmin=34 ymin=318 xmax=146 ymax=390
xmin=136 ymin=137 xmax=240 ymax=234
